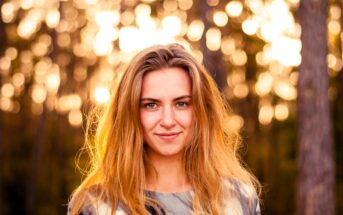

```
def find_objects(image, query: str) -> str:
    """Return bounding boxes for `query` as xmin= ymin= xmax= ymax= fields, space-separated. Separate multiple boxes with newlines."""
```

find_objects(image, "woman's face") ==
xmin=140 ymin=67 xmax=194 ymax=160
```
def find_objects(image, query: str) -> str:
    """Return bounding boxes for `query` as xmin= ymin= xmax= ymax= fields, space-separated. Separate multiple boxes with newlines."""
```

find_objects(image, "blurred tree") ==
xmin=198 ymin=0 xmax=226 ymax=90
xmin=0 ymin=0 xmax=4 ymax=210
xmin=297 ymin=0 xmax=335 ymax=214
xmin=335 ymin=0 xmax=343 ymax=212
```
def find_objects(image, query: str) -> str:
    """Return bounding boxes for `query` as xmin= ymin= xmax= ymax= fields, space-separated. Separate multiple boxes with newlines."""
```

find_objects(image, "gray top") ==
xmin=69 ymin=181 xmax=261 ymax=215
xmin=144 ymin=190 xmax=193 ymax=215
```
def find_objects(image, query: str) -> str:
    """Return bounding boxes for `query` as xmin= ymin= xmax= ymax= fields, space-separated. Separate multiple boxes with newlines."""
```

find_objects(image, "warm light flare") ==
xmin=271 ymin=36 xmax=301 ymax=66
xmin=93 ymin=30 xmax=116 ymax=56
xmin=231 ymin=50 xmax=247 ymax=66
xmin=1 ymin=2 xmax=17 ymax=23
xmin=57 ymin=33 xmax=71 ymax=48
xmin=17 ymin=9 xmax=44 ymax=39
xmin=242 ymin=18 xmax=259 ymax=36
xmin=207 ymin=0 xmax=219 ymax=7
xmin=162 ymin=16 xmax=182 ymax=36
xmin=213 ymin=11 xmax=228 ymax=27
xmin=121 ymin=10 xmax=135 ymax=26
xmin=68 ymin=109 xmax=83 ymax=127
xmin=31 ymin=85 xmax=47 ymax=104
xmin=206 ymin=27 xmax=221 ymax=51
xmin=328 ymin=54 xmax=342 ymax=73
xmin=95 ymin=11 xmax=120 ymax=27
xmin=255 ymin=72 xmax=273 ymax=96
xmin=221 ymin=37 xmax=236 ymax=55
xmin=45 ymin=72 xmax=60 ymax=93
xmin=328 ymin=20 xmax=341 ymax=35
xmin=255 ymin=52 xmax=268 ymax=66
xmin=12 ymin=73 xmax=25 ymax=87
xmin=163 ymin=0 xmax=178 ymax=11
xmin=225 ymin=1 xmax=243 ymax=17
xmin=228 ymin=114 xmax=244 ymax=131
xmin=259 ymin=104 xmax=273 ymax=125
xmin=94 ymin=86 xmax=110 ymax=104
xmin=20 ymin=0 xmax=34 ymax=10
xmin=135 ymin=4 xmax=151 ymax=17
xmin=191 ymin=50 xmax=203 ymax=64
xmin=330 ymin=5 xmax=341 ymax=20
xmin=179 ymin=0 xmax=193 ymax=10
xmin=46 ymin=9 xmax=60 ymax=28
xmin=268 ymin=0 xmax=290 ymax=18
xmin=136 ymin=16 xmax=157 ymax=30
xmin=233 ymin=84 xmax=249 ymax=98
xmin=18 ymin=19 xmax=38 ymax=39
xmin=187 ymin=20 xmax=204 ymax=41
xmin=5 ymin=47 xmax=18 ymax=60
xmin=85 ymin=0 xmax=98 ymax=5
xmin=119 ymin=26 xmax=140 ymax=53
xmin=0 ymin=57 xmax=11 ymax=71
xmin=228 ymin=69 xmax=245 ymax=86
xmin=56 ymin=94 xmax=82 ymax=113
xmin=275 ymin=103 xmax=289 ymax=121
xmin=0 ymin=97 xmax=14 ymax=112
xmin=289 ymin=72 xmax=298 ymax=86
xmin=273 ymin=80 xmax=297 ymax=100
xmin=1 ymin=83 xmax=15 ymax=98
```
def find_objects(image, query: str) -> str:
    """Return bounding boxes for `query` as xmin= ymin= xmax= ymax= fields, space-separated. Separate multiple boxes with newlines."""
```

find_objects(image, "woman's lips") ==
xmin=155 ymin=132 xmax=181 ymax=141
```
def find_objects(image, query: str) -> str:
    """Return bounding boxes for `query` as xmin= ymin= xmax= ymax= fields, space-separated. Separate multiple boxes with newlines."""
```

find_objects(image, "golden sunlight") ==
xmin=94 ymin=85 xmax=110 ymax=104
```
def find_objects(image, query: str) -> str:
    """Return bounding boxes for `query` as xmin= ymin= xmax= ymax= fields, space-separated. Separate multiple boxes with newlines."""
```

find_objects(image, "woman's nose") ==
xmin=160 ymin=106 xmax=176 ymax=128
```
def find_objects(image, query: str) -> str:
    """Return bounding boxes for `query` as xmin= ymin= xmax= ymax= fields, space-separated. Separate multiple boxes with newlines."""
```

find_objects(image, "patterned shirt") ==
xmin=68 ymin=181 xmax=261 ymax=215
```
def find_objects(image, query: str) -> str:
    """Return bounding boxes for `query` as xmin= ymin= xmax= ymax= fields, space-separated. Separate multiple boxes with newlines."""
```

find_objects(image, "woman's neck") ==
xmin=145 ymin=153 xmax=192 ymax=193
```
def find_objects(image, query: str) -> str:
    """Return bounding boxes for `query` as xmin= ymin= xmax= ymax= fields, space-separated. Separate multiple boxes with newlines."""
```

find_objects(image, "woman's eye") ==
xmin=176 ymin=101 xmax=188 ymax=108
xmin=144 ymin=103 xmax=157 ymax=109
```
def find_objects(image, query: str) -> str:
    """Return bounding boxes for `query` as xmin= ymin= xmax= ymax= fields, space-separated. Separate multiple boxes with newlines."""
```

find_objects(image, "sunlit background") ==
xmin=0 ymin=0 xmax=342 ymax=214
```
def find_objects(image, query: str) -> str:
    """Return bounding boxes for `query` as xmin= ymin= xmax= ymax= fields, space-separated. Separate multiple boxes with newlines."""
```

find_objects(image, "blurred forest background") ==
xmin=0 ymin=0 xmax=342 ymax=214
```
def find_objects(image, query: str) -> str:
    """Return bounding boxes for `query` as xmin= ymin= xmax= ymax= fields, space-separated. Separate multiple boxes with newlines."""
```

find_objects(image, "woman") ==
xmin=68 ymin=44 xmax=261 ymax=215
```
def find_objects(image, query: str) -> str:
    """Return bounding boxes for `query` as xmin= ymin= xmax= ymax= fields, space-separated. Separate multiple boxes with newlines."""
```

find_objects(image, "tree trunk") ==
xmin=338 ymin=0 xmax=343 ymax=103
xmin=25 ymin=106 xmax=47 ymax=214
xmin=0 ymin=0 xmax=6 ymax=211
xmin=296 ymin=0 xmax=335 ymax=215
xmin=198 ymin=0 xmax=227 ymax=90
xmin=26 ymin=21 xmax=59 ymax=214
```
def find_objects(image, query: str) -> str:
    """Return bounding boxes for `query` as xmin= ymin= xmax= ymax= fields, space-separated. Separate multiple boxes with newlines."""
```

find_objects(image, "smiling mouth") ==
xmin=155 ymin=132 xmax=181 ymax=141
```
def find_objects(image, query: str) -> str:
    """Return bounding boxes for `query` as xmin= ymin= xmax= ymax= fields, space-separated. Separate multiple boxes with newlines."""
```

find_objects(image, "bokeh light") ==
xmin=94 ymin=86 xmax=110 ymax=104
xmin=275 ymin=103 xmax=289 ymax=121
xmin=0 ymin=0 xmax=330 ymax=128
xmin=259 ymin=104 xmax=274 ymax=125
xmin=225 ymin=1 xmax=243 ymax=17
xmin=206 ymin=27 xmax=221 ymax=51
xmin=68 ymin=109 xmax=83 ymax=127
xmin=228 ymin=114 xmax=245 ymax=131
xmin=213 ymin=11 xmax=228 ymax=27
xmin=187 ymin=20 xmax=204 ymax=41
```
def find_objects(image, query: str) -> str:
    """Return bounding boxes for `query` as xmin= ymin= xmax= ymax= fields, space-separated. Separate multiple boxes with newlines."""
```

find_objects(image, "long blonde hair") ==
xmin=69 ymin=44 xmax=260 ymax=215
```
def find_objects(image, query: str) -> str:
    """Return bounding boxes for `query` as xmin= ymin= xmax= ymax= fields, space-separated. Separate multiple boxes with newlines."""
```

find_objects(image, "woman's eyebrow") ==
xmin=140 ymin=98 xmax=159 ymax=102
xmin=140 ymin=95 xmax=191 ymax=102
xmin=174 ymin=95 xmax=192 ymax=101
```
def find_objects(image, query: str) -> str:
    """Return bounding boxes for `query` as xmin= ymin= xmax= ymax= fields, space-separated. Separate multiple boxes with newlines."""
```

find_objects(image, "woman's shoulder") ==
xmin=68 ymin=185 xmax=127 ymax=215
xmin=225 ymin=179 xmax=258 ymax=198
xmin=222 ymin=179 xmax=261 ymax=215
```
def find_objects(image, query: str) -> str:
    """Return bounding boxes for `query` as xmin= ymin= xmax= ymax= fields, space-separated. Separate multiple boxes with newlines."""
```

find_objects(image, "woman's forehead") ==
xmin=140 ymin=67 xmax=191 ymax=97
